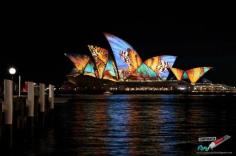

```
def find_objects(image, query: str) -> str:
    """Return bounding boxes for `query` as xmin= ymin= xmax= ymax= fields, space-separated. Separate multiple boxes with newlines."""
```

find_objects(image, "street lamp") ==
xmin=8 ymin=67 xmax=16 ymax=76
xmin=8 ymin=67 xmax=21 ymax=97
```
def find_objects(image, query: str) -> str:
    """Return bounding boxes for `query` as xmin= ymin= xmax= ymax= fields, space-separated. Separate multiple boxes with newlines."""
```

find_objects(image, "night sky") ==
xmin=1 ymin=14 xmax=236 ymax=86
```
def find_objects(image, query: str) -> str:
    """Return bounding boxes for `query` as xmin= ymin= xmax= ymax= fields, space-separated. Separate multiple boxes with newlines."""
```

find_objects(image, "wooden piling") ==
xmin=0 ymin=80 xmax=56 ymax=149
xmin=49 ymin=84 xmax=54 ymax=110
xmin=39 ymin=83 xmax=45 ymax=113
xmin=0 ymin=97 xmax=2 ymax=142
xmin=47 ymin=84 xmax=54 ymax=128
xmin=3 ymin=79 xmax=13 ymax=148
xmin=34 ymin=85 xmax=39 ymax=124
xmin=26 ymin=82 xmax=34 ymax=131
xmin=13 ymin=97 xmax=26 ymax=131
xmin=39 ymin=83 xmax=45 ymax=128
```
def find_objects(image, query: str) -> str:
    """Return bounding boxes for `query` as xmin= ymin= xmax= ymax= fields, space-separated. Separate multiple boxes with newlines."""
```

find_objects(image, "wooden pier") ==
xmin=0 ymin=80 xmax=55 ymax=150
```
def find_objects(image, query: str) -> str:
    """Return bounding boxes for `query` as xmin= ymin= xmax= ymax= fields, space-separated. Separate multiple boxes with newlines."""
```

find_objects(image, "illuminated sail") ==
xmin=186 ymin=67 xmax=212 ymax=84
xmin=104 ymin=33 xmax=142 ymax=80
xmin=65 ymin=53 xmax=90 ymax=74
xmin=144 ymin=55 xmax=177 ymax=80
xmin=136 ymin=63 xmax=157 ymax=78
xmin=170 ymin=68 xmax=184 ymax=80
xmin=88 ymin=45 xmax=109 ymax=79
xmin=144 ymin=56 xmax=161 ymax=71
xmin=182 ymin=72 xmax=188 ymax=79
xmin=128 ymin=49 xmax=142 ymax=72
xmin=158 ymin=55 xmax=177 ymax=80
xmin=84 ymin=60 xmax=97 ymax=78
xmin=103 ymin=60 xmax=118 ymax=81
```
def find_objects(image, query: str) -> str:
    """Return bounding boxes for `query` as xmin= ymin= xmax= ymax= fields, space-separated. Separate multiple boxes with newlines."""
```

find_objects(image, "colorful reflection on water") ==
xmin=5 ymin=94 xmax=235 ymax=155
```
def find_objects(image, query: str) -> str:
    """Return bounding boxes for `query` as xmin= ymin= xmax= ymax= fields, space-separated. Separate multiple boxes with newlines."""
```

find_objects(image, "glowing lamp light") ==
xmin=9 ymin=67 xmax=16 ymax=75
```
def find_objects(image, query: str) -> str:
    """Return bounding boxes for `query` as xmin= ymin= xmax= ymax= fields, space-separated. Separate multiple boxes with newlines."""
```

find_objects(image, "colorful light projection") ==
xmin=104 ymin=33 xmax=142 ymax=80
xmin=103 ymin=60 xmax=118 ymax=81
xmin=144 ymin=55 xmax=177 ymax=80
xmin=65 ymin=53 xmax=90 ymax=74
xmin=65 ymin=33 xmax=213 ymax=83
xmin=136 ymin=63 xmax=157 ymax=79
xmin=144 ymin=56 xmax=161 ymax=72
xmin=158 ymin=55 xmax=177 ymax=80
xmin=186 ymin=67 xmax=212 ymax=84
xmin=88 ymin=45 xmax=109 ymax=79
xmin=182 ymin=72 xmax=188 ymax=79
xmin=83 ymin=60 xmax=97 ymax=78
xmin=170 ymin=67 xmax=212 ymax=84
xmin=169 ymin=68 xmax=184 ymax=80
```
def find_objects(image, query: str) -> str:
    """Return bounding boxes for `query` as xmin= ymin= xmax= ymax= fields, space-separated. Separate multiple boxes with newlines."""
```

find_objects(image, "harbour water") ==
xmin=3 ymin=94 xmax=236 ymax=155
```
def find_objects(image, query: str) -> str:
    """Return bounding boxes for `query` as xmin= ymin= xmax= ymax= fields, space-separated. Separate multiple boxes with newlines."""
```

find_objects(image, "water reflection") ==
xmin=107 ymin=96 xmax=131 ymax=155
xmin=159 ymin=97 xmax=178 ymax=155
xmin=6 ymin=94 xmax=236 ymax=155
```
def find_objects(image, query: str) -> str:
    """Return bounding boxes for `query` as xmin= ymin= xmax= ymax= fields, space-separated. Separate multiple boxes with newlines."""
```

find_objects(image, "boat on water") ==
xmin=103 ymin=91 xmax=113 ymax=95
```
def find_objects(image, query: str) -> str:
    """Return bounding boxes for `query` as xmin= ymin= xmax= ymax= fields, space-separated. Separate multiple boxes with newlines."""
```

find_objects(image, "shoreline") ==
xmin=55 ymin=91 xmax=236 ymax=96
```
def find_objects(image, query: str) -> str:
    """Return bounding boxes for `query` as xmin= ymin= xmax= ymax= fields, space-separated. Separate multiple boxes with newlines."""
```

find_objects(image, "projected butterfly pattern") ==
xmin=65 ymin=33 xmax=212 ymax=84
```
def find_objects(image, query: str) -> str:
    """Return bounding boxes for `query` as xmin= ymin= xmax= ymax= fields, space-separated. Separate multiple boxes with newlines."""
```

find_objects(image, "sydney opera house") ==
xmin=63 ymin=33 xmax=235 ymax=93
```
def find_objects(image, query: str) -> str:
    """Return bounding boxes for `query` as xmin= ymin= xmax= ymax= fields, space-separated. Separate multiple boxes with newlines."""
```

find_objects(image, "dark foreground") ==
xmin=1 ymin=94 xmax=236 ymax=155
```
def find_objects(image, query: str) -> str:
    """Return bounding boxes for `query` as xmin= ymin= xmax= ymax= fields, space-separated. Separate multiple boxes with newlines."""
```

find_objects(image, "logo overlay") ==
xmin=196 ymin=135 xmax=232 ymax=155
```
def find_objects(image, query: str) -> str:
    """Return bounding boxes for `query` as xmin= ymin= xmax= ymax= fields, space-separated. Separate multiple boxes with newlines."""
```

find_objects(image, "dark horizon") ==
xmin=1 ymin=16 xmax=236 ymax=86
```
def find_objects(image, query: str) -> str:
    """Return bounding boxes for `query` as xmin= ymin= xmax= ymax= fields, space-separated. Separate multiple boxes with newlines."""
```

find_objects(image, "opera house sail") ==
xmin=186 ymin=67 xmax=212 ymax=84
xmin=88 ymin=45 xmax=109 ymax=79
xmin=170 ymin=68 xmax=184 ymax=81
xmin=136 ymin=63 xmax=157 ymax=79
xmin=88 ymin=45 xmax=118 ymax=81
xmin=65 ymin=33 xmax=214 ymax=90
xmin=83 ymin=59 xmax=97 ymax=78
xmin=143 ymin=55 xmax=177 ymax=80
xmin=104 ymin=33 xmax=142 ymax=80
xmin=103 ymin=60 xmax=118 ymax=81
xmin=170 ymin=67 xmax=212 ymax=84
xmin=64 ymin=53 xmax=90 ymax=74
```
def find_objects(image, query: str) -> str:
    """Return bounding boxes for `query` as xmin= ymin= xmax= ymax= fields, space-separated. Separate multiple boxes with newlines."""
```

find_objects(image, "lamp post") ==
xmin=18 ymin=75 xmax=21 ymax=97
xmin=8 ymin=67 xmax=16 ymax=95
xmin=8 ymin=67 xmax=16 ymax=79
xmin=8 ymin=67 xmax=21 ymax=96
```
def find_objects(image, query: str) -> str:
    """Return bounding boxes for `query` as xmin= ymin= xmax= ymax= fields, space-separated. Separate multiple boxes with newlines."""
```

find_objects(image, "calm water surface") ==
xmin=8 ymin=94 xmax=236 ymax=155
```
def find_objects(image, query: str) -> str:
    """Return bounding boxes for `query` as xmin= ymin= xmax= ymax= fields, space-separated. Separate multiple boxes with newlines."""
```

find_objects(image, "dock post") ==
xmin=39 ymin=83 xmax=45 ymax=128
xmin=3 ymin=79 xmax=13 ymax=149
xmin=49 ymin=84 xmax=54 ymax=110
xmin=26 ymin=82 xmax=34 ymax=132
xmin=0 ymin=95 xmax=2 ymax=143
xmin=34 ymin=84 xmax=39 ymax=124
xmin=48 ymin=84 xmax=54 ymax=127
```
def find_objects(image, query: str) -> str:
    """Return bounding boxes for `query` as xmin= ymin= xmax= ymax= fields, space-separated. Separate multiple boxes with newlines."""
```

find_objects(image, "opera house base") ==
xmin=110 ymin=82 xmax=236 ymax=95
xmin=60 ymin=77 xmax=236 ymax=95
